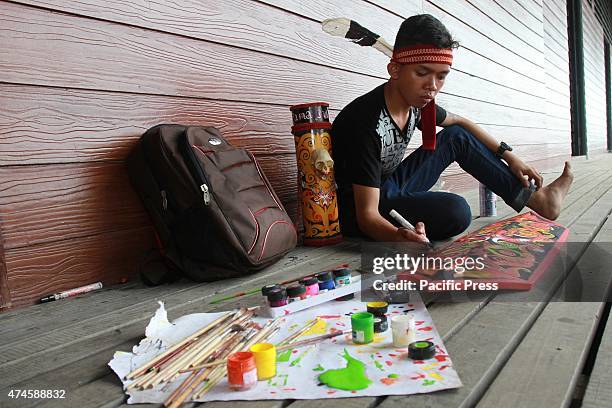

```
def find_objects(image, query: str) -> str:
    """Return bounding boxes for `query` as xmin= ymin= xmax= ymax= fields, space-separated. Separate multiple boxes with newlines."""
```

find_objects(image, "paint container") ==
xmin=249 ymin=343 xmax=276 ymax=380
xmin=266 ymin=287 xmax=288 ymax=308
xmin=391 ymin=314 xmax=416 ymax=347
xmin=351 ymin=312 xmax=374 ymax=344
xmin=332 ymin=268 xmax=352 ymax=286
xmin=227 ymin=351 xmax=258 ymax=391
xmin=332 ymin=267 xmax=355 ymax=300
xmin=408 ymin=341 xmax=436 ymax=360
xmin=316 ymin=271 xmax=335 ymax=292
xmin=479 ymin=183 xmax=497 ymax=217
xmin=261 ymin=284 xmax=281 ymax=297
xmin=366 ymin=301 xmax=389 ymax=316
xmin=300 ymin=276 xmax=319 ymax=297
xmin=286 ymin=284 xmax=307 ymax=302
xmin=367 ymin=301 xmax=389 ymax=332
xmin=373 ymin=315 xmax=388 ymax=333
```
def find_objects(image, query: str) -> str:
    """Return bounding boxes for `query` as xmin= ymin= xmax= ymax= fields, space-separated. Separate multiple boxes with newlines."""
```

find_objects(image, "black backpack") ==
xmin=127 ymin=124 xmax=297 ymax=283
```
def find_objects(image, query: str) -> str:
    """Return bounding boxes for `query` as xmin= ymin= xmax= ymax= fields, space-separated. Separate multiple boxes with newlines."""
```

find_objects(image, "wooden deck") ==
xmin=1 ymin=154 xmax=611 ymax=408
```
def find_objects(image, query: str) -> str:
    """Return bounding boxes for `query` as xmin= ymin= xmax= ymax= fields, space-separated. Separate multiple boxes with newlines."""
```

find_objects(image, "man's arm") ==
xmin=440 ymin=113 xmax=543 ymax=189
xmin=353 ymin=184 xmax=429 ymax=243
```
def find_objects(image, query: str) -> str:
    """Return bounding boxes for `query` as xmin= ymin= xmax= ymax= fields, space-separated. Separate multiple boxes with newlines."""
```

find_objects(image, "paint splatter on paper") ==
xmin=290 ymin=348 xmax=312 ymax=367
xmin=277 ymin=349 xmax=292 ymax=362
xmin=303 ymin=318 xmax=327 ymax=336
xmin=318 ymin=349 xmax=373 ymax=391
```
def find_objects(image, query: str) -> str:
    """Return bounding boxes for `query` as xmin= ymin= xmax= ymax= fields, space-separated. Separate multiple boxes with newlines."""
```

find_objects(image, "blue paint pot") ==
xmin=316 ymin=271 xmax=335 ymax=292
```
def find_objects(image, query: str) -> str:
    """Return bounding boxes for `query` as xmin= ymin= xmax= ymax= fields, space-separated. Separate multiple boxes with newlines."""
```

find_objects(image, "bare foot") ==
xmin=526 ymin=161 xmax=573 ymax=220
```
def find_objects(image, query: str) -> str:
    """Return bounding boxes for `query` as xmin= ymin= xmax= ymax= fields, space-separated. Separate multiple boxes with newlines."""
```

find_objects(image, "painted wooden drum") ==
xmin=290 ymin=102 xmax=342 ymax=246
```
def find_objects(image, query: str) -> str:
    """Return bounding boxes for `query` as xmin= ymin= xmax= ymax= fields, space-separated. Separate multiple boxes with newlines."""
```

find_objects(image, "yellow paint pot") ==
xmin=249 ymin=343 xmax=276 ymax=380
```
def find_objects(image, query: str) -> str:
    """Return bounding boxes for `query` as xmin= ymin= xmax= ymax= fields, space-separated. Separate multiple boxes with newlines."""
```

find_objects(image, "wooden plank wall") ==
xmin=582 ymin=0 xmax=609 ymax=154
xmin=0 ymin=0 xmax=578 ymax=309
xmin=544 ymin=0 xmax=572 ymax=151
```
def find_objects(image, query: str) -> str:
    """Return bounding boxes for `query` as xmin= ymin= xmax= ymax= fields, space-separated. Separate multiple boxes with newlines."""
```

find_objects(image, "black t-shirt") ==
xmin=331 ymin=84 xmax=447 ymax=230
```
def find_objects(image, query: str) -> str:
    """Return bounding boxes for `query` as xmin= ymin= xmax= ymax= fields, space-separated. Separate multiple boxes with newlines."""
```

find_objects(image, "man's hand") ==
xmin=505 ymin=153 xmax=543 ymax=190
xmin=397 ymin=222 xmax=430 ymax=244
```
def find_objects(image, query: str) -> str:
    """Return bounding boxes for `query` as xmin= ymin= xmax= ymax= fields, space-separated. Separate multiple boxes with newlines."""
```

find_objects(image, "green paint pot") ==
xmin=351 ymin=312 xmax=374 ymax=344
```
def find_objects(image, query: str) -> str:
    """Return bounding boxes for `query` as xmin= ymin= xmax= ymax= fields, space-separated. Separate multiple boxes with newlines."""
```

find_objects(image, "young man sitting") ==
xmin=331 ymin=14 xmax=573 ymax=244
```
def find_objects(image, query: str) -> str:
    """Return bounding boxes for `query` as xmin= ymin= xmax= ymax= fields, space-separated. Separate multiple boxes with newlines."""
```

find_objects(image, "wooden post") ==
xmin=605 ymin=40 xmax=612 ymax=152
xmin=568 ymin=0 xmax=588 ymax=156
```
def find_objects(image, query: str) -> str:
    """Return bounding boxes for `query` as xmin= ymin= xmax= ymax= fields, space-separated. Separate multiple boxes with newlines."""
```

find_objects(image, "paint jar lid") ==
xmin=300 ymin=276 xmax=318 ymax=286
xmin=408 ymin=341 xmax=436 ymax=360
xmin=266 ymin=287 xmax=287 ymax=302
xmin=316 ymin=271 xmax=333 ymax=282
xmin=367 ymin=301 xmax=389 ymax=316
xmin=286 ymin=283 xmax=306 ymax=297
xmin=332 ymin=267 xmax=351 ymax=278
xmin=373 ymin=315 xmax=388 ymax=333
xmin=261 ymin=284 xmax=281 ymax=297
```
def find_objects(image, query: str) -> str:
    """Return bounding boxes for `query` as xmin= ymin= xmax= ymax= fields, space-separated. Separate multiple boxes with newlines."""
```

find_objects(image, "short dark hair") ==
xmin=394 ymin=14 xmax=459 ymax=50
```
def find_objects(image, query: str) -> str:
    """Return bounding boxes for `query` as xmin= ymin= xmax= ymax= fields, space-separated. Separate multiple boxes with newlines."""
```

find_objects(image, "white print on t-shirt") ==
xmin=376 ymin=108 xmax=418 ymax=178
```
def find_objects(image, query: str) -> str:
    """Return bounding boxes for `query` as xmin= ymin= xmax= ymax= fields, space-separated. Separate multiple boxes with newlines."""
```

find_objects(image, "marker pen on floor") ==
xmin=39 ymin=282 xmax=103 ymax=303
xmin=389 ymin=209 xmax=433 ymax=247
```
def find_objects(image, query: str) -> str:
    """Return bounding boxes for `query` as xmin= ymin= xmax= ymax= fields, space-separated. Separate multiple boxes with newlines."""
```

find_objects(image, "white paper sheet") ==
xmin=109 ymin=294 xmax=462 ymax=403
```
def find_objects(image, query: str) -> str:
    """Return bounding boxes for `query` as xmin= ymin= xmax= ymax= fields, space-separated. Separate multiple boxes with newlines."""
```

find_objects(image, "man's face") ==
xmin=388 ymin=62 xmax=450 ymax=108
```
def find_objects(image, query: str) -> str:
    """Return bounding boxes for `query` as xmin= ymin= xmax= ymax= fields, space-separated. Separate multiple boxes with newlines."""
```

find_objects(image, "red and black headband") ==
xmin=391 ymin=44 xmax=454 ymax=65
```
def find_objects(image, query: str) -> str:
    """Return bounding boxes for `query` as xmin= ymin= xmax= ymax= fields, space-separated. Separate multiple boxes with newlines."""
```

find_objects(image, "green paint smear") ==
xmin=318 ymin=349 xmax=373 ymax=391
xmin=423 ymin=379 xmax=435 ymax=386
xmin=290 ymin=355 xmax=303 ymax=367
xmin=374 ymin=360 xmax=384 ymax=371
xmin=313 ymin=364 xmax=325 ymax=371
xmin=290 ymin=348 xmax=312 ymax=367
xmin=279 ymin=374 xmax=288 ymax=386
xmin=277 ymin=349 xmax=292 ymax=363
xmin=388 ymin=374 xmax=399 ymax=378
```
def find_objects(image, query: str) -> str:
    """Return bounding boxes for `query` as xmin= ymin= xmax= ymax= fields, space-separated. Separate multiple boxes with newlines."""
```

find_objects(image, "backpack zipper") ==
xmin=181 ymin=135 xmax=211 ymax=207
xmin=200 ymin=184 xmax=210 ymax=205
xmin=161 ymin=190 xmax=168 ymax=210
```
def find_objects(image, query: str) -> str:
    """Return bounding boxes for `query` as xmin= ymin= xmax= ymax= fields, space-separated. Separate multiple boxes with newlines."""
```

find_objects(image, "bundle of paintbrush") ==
xmin=123 ymin=308 xmax=281 ymax=406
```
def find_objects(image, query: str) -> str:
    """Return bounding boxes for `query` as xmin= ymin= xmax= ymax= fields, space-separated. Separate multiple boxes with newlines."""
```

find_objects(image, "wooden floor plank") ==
xmin=583 ymin=311 xmax=612 ymax=408
xmin=0 ymin=243 xmax=332 ymax=347
xmin=477 ymin=207 xmax=612 ymax=407
xmin=0 ymin=243 xmax=354 ymax=354
xmin=0 ymin=243 xmax=322 ymax=325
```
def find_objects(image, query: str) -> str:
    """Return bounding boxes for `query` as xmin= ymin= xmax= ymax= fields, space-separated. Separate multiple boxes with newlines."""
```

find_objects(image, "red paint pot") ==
xmin=227 ymin=351 xmax=258 ymax=391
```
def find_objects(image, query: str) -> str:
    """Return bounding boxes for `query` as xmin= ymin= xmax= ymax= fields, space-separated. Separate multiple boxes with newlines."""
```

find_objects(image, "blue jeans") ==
xmin=340 ymin=125 xmax=534 ymax=240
